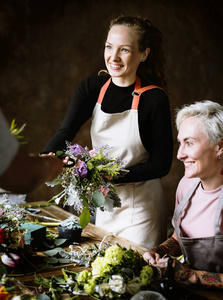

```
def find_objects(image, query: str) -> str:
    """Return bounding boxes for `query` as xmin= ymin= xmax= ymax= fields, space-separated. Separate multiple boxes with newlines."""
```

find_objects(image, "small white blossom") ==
xmin=109 ymin=275 xmax=126 ymax=294
xmin=95 ymin=282 xmax=110 ymax=297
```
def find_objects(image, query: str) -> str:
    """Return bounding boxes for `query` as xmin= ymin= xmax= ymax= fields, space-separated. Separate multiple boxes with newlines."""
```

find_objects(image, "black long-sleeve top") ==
xmin=43 ymin=75 xmax=173 ymax=183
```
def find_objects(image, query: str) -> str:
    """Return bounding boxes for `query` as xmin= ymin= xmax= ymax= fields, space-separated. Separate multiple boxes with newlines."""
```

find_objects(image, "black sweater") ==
xmin=43 ymin=75 xmax=173 ymax=183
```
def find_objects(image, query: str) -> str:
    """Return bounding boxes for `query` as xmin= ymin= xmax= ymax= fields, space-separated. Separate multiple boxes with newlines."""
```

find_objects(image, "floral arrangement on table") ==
xmin=74 ymin=244 xmax=158 ymax=298
xmin=34 ymin=242 xmax=162 ymax=300
xmin=0 ymin=274 xmax=37 ymax=300
xmin=0 ymin=195 xmax=29 ymax=268
xmin=46 ymin=143 xmax=128 ymax=228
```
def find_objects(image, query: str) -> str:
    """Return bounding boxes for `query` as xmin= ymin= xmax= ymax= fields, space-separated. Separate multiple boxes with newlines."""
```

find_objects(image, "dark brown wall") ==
xmin=1 ymin=0 xmax=223 ymax=219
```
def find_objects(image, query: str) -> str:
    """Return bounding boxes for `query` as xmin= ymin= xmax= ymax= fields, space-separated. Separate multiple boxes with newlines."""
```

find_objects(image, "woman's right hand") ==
xmin=41 ymin=152 xmax=70 ymax=166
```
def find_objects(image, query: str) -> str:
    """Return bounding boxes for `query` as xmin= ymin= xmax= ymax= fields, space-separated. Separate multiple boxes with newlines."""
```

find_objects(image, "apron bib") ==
xmin=174 ymin=180 xmax=223 ymax=272
xmin=90 ymin=77 xmax=167 ymax=248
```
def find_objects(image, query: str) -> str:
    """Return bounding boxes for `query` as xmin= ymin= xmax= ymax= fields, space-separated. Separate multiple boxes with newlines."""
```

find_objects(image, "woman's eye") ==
xmin=105 ymin=44 xmax=112 ymax=50
xmin=122 ymin=48 xmax=129 ymax=53
xmin=187 ymin=141 xmax=192 ymax=146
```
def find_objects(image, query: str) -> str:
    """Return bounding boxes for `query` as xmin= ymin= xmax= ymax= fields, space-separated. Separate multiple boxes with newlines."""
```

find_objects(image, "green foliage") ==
xmin=92 ymin=190 xmax=105 ymax=207
xmin=79 ymin=208 xmax=91 ymax=229
xmin=10 ymin=119 xmax=28 ymax=144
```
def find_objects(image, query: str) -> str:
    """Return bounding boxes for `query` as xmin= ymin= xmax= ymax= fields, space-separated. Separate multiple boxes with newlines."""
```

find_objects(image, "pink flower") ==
xmin=1 ymin=253 xmax=20 ymax=268
xmin=99 ymin=185 xmax=110 ymax=197
xmin=0 ymin=209 xmax=4 ymax=216
xmin=89 ymin=149 xmax=97 ymax=157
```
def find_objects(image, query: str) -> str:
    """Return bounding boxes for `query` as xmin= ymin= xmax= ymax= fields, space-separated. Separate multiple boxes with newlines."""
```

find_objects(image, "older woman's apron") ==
xmin=174 ymin=180 xmax=223 ymax=272
xmin=90 ymin=77 xmax=167 ymax=248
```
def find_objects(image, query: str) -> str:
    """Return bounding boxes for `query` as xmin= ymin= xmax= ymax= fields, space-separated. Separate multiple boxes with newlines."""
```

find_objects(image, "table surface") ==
xmin=16 ymin=202 xmax=222 ymax=300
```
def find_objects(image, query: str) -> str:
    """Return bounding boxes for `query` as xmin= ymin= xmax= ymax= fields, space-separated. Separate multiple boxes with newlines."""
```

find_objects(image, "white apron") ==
xmin=90 ymin=77 xmax=167 ymax=248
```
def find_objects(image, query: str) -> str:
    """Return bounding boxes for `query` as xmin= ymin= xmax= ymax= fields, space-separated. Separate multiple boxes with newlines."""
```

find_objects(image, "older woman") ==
xmin=143 ymin=100 xmax=223 ymax=289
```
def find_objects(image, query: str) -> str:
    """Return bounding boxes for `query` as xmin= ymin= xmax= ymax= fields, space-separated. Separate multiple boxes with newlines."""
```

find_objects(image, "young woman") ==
xmin=43 ymin=15 xmax=173 ymax=248
xmin=143 ymin=100 xmax=223 ymax=288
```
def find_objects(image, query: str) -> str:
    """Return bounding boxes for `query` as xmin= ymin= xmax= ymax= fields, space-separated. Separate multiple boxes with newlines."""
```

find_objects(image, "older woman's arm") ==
xmin=158 ymin=258 xmax=223 ymax=289
xmin=143 ymin=231 xmax=182 ymax=264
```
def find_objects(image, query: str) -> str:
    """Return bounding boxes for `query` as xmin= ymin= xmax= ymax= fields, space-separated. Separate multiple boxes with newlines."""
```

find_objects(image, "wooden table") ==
xmin=17 ymin=202 xmax=222 ymax=300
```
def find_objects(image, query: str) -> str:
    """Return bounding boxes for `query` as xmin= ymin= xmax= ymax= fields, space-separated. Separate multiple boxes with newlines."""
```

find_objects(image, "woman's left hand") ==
xmin=157 ymin=257 xmax=195 ymax=284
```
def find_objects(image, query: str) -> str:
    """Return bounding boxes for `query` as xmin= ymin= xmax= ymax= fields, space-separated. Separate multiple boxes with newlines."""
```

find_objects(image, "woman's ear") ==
xmin=217 ymin=138 xmax=223 ymax=156
xmin=141 ymin=48 xmax=150 ymax=62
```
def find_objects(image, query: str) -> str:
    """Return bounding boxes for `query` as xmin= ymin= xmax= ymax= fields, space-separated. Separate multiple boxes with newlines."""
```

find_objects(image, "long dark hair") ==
xmin=108 ymin=15 xmax=167 ymax=88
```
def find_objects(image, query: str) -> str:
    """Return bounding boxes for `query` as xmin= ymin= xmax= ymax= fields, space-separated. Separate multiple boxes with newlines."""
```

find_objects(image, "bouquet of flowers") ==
xmin=46 ymin=143 xmax=128 ymax=228
xmin=0 ymin=195 xmax=28 ymax=268
xmin=74 ymin=244 xmax=159 ymax=299
xmin=34 ymin=242 xmax=161 ymax=299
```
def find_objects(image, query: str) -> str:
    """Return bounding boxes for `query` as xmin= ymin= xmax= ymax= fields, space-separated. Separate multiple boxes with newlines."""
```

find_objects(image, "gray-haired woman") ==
xmin=143 ymin=100 xmax=223 ymax=289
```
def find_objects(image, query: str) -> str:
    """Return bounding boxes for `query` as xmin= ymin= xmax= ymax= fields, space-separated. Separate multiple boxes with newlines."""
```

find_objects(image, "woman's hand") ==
xmin=157 ymin=257 xmax=195 ymax=285
xmin=143 ymin=250 xmax=161 ymax=265
xmin=143 ymin=233 xmax=182 ymax=266
xmin=41 ymin=152 xmax=70 ymax=165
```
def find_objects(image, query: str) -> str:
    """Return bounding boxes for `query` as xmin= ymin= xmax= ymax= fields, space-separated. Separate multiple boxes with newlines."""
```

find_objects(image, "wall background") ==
xmin=1 ymin=0 xmax=223 ymax=220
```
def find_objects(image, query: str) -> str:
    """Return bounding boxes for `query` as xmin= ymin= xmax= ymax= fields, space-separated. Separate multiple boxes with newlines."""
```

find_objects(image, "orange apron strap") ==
xmin=97 ymin=76 xmax=166 ymax=110
xmin=97 ymin=77 xmax=112 ymax=104
xmin=131 ymin=77 xmax=167 ymax=110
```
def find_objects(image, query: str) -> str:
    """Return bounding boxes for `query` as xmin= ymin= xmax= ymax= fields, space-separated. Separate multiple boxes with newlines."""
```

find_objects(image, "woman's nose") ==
xmin=111 ymin=49 xmax=120 ymax=61
xmin=177 ymin=145 xmax=186 ymax=161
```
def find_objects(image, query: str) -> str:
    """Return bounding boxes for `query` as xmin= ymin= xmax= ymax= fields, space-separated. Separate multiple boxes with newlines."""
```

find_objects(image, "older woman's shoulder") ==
xmin=176 ymin=177 xmax=200 ymax=203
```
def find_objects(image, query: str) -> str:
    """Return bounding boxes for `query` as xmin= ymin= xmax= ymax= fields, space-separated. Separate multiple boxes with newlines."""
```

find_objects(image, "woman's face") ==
xmin=177 ymin=117 xmax=221 ymax=187
xmin=104 ymin=25 xmax=148 ymax=86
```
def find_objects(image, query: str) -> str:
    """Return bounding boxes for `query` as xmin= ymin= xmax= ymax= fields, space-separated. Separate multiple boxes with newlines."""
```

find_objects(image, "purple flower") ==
xmin=76 ymin=161 xmax=88 ymax=178
xmin=69 ymin=144 xmax=85 ymax=158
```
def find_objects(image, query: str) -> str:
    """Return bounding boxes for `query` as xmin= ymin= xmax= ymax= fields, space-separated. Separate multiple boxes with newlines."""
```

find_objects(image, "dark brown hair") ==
xmin=108 ymin=15 xmax=167 ymax=88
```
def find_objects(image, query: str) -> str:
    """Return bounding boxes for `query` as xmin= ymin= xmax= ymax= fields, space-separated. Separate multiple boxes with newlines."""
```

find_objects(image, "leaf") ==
xmin=107 ymin=190 xmax=122 ymax=208
xmin=92 ymin=190 xmax=105 ymax=207
xmin=103 ymin=195 xmax=114 ymax=212
xmin=43 ymin=257 xmax=58 ymax=264
xmin=54 ymin=238 xmax=67 ymax=246
xmin=79 ymin=194 xmax=88 ymax=207
xmin=37 ymin=294 xmax=51 ymax=300
xmin=44 ymin=247 xmax=63 ymax=257
xmin=0 ymin=263 xmax=7 ymax=276
xmin=56 ymin=150 xmax=64 ymax=157
xmin=79 ymin=208 xmax=91 ymax=228
xmin=42 ymin=241 xmax=55 ymax=248
xmin=58 ymin=258 xmax=70 ymax=264
xmin=53 ymin=276 xmax=67 ymax=284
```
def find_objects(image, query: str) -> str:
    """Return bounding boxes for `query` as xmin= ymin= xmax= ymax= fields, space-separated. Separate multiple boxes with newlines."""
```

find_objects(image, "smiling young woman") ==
xmin=42 ymin=15 xmax=173 ymax=249
xmin=104 ymin=25 xmax=150 ymax=86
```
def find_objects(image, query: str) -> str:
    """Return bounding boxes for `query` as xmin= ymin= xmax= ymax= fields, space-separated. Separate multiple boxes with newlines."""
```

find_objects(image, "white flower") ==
xmin=54 ymin=191 xmax=66 ymax=205
xmin=66 ymin=188 xmax=80 ymax=206
xmin=109 ymin=275 xmax=126 ymax=294
xmin=94 ymin=282 xmax=110 ymax=297
xmin=11 ymin=296 xmax=22 ymax=300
